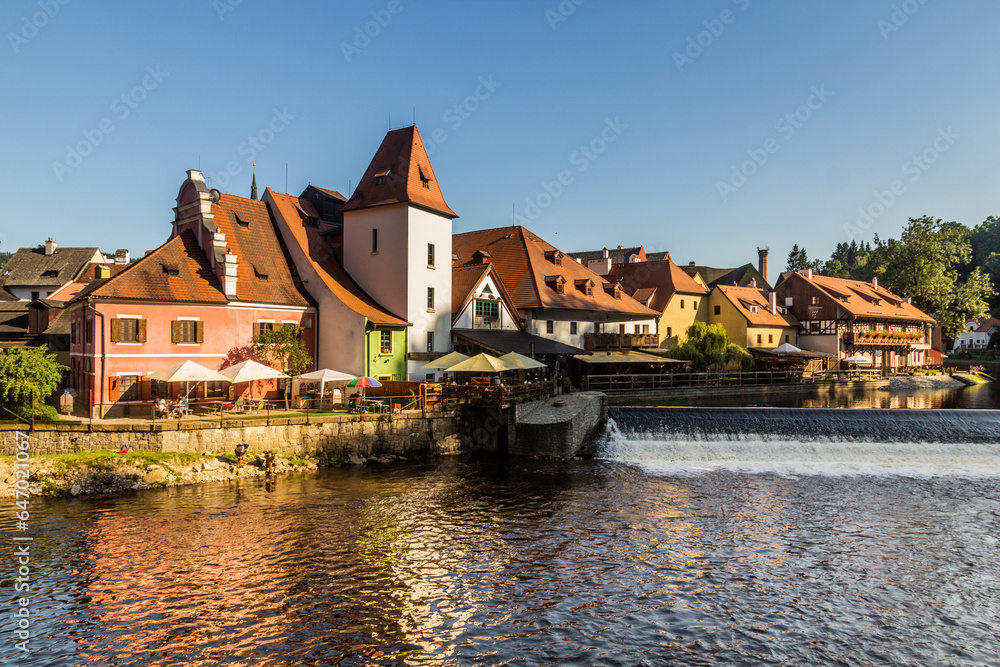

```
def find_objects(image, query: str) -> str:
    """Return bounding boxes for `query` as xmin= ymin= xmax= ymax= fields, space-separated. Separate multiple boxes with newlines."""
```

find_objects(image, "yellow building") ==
xmin=609 ymin=255 xmax=709 ymax=349
xmin=708 ymin=284 xmax=798 ymax=350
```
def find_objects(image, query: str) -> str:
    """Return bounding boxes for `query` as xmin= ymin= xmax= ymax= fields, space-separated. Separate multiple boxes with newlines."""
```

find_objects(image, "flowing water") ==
xmin=3 ymin=409 xmax=1000 ymax=665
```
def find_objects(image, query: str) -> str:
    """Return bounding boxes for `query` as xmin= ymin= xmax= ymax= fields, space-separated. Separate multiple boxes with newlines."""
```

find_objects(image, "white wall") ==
xmin=343 ymin=204 xmax=410 ymax=320
xmin=8 ymin=287 xmax=55 ymax=301
xmin=453 ymin=274 xmax=519 ymax=330
xmin=798 ymin=334 xmax=840 ymax=357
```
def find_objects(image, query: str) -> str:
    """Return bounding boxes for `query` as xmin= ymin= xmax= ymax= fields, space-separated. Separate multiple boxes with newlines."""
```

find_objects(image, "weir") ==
xmin=601 ymin=407 xmax=1000 ymax=476
xmin=608 ymin=407 xmax=1000 ymax=443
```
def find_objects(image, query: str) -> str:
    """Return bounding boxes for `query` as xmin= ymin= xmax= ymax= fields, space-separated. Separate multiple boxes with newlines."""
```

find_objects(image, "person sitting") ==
xmin=155 ymin=398 xmax=170 ymax=419
xmin=176 ymin=395 xmax=189 ymax=418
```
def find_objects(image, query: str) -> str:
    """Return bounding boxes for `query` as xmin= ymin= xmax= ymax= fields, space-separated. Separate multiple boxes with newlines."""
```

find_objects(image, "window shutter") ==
xmin=171 ymin=320 xmax=182 ymax=343
xmin=252 ymin=322 xmax=261 ymax=339
xmin=108 ymin=376 xmax=120 ymax=402
xmin=110 ymin=318 xmax=122 ymax=343
xmin=139 ymin=379 xmax=151 ymax=402
xmin=137 ymin=319 xmax=147 ymax=343
xmin=196 ymin=321 xmax=205 ymax=343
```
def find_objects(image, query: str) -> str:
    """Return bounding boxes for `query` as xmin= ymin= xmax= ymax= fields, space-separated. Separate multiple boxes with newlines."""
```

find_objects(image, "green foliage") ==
xmin=870 ymin=217 xmax=992 ymax=338
xmin=668 ymin=322 xmax=754 ymax=371
xmin=253 ymin=325 xmax=312 ymax=375
xmin=785 ymin=244 xmax=824 ymax=273
xmin=0 ymin=346 xmax=66 ymax=420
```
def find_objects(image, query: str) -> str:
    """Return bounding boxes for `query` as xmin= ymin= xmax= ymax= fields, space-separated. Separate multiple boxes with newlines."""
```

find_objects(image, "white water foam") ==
xmin=597 ymin=417 xmax=1000 ymax=478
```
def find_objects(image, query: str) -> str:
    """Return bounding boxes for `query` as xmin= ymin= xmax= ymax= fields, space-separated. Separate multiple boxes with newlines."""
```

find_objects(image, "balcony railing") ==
xmin=846 ymin=332 xmax=923 ymax=347
xmin=584 ymin=333 xmax=659 ymax=350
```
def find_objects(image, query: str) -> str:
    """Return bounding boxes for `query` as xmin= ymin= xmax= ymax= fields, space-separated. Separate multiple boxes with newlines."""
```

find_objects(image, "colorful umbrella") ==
xmin=347 ymin=376 xmax=381 ymax=403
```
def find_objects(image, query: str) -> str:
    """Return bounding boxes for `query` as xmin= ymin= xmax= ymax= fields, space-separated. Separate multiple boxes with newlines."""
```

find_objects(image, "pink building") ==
xmin=68 ymin=171 xmax=316 ymax=417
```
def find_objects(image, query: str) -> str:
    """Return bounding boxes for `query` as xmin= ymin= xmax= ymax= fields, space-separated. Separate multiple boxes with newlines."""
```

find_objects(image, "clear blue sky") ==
xmin=2 ymin=0 xmax=999 ymax=271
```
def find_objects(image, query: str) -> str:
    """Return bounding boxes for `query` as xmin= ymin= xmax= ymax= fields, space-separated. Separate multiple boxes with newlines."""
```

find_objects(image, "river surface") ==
xmin=3 ymin=431 xmax=1000 ymax=665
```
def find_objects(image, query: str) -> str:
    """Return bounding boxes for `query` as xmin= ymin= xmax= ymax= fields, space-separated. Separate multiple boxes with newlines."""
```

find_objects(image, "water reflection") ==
xmin=3 ymin=462 xmax=999 ymax=665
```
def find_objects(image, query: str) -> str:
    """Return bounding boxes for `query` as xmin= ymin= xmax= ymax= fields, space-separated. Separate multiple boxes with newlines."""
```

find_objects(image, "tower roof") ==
xmin=341 ymin=126 xmax=458 ymax=219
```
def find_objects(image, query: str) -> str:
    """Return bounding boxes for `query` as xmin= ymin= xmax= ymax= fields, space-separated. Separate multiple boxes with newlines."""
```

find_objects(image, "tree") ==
xmin=0 ymin=346 xmax=66 ymax=421
xmin=872 ymin=216 xmax=993 ymax=338
xmin=668 ymin=322 xmax=753 ymax=371
xmin=253 ymin=325 xmax=313 ymax=409
xmin=785 ymin=244 xmax=824 ymax=273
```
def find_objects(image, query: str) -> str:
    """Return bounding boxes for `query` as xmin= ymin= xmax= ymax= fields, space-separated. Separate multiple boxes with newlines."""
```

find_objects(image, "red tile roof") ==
xmin=453 ymin=226 xmax=657 ymax=318
xmin=715 ymin=285 xmax=798 ymax=328
xmin=341 ymin=126 xmax=458 ymax=218
xmin=794 ymin=273 xmax=935 ymax=323
xmin=266 ymin=190 xmax=408 ymax=327
xmin=87 ymin=230 xmax=228 ymax=303
xmin=608 ymin=254 xmax=708 ymax=312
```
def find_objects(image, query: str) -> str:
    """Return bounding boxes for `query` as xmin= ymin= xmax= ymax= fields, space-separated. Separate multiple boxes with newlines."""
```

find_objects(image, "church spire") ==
xmin=250 ymin=164 xmax=258 ymax=201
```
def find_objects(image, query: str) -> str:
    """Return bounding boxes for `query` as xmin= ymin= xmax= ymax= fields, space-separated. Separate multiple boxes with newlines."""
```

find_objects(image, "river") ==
xmin=3 ymin=415 xmax=999 ymax=665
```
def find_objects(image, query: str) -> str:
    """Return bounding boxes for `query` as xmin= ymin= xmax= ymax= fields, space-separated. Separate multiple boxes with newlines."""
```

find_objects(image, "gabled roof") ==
xmin=0 ymin=246 xmax=103 ymax=288
xmin=608 ymin=254 xmax=709 ymax=312
xmin=86 ymin=231 xmax=229 ymax=303
xmin=451 ymin=263 xmax=521 ymax=324
xmin=787 ymin=272 xmax=935 ymax=323
xmin=266 ymin=190 xmax=408 ymax=327
xmin=681 ymin=262 xmax=770 ymax=290
xmin=209 ymin=193 xmax=312 ymax=307
xmin=452 ymin=226 xmax=657 ymax=318
xmin=715 ymin=285 xmax=798 ymax=328
xmin=975 ymin=317 xmax=1000 ymax=333
xmin=341 ymin=126 xmax=458 ymax=219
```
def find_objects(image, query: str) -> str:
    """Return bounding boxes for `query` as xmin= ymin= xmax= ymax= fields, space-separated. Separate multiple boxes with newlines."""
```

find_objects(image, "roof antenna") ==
xmin=413 ymin=106 xmax=416 ymax=126
xmin=388 ymin=112 xmax=391 ymax=131
xmin=286 ymin=163 xmax=289 ymax=193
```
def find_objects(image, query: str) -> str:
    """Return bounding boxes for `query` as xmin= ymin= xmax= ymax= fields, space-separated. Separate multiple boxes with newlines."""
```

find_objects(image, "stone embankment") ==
xmin=889 ymin=374 xmax=967 ymax=390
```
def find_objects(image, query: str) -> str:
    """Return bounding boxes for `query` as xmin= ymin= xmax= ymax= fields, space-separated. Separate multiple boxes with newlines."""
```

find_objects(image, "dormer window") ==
xmin=235 ymin=213 xmax=250 ymax=229
xmin=749 ymin=305 xmax=758 ymax=313
xmin=42 ymin=270 xmax=59 ymax=278
xmin=872 ymin=298 xmax=881 ymax=306
xmin=374 ymin=169 xmax=390 ymax=186
xmin=418 ymin=166 xmax=431 ymax=190
xmin=254 ymin=266 xmax=269 ymax=282
xmin=603 ymin=284 xmax=622 ymax=299
xmin=545 ymin=275 xmax=567 ymax=294
xmin=161 ymin=264 xmax=180 ymax=277
xmin=545 ymin=250 xmax=563 ymax=266
xmin=472 ymin=249 xmax=492 ymax=265
xmin=575 ymin=279 xmax=594 ymax=296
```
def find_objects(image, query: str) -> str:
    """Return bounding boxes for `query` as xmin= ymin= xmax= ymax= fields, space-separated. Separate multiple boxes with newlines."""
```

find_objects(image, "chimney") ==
xmin=94 ymin=265 xmax=111 ymax=280
xmin=750 ymin=278 xmax=757 ymax=288
xmin=757 ymin=247 xmax=768 ymax=283
xmin=44 ymin=238 xmax=57 ymax=256
xmin=801 ymin=268 xmax=813 ymax=280
xmin=689 ymin=261 xmax=695 ymax=266
xmin=769 ymin=291 xmax=777 ymax=315
xmin=872 ymin=276 xmax=879 ymax=291
xmin=602 ymin=247 xmax=609 ymax=259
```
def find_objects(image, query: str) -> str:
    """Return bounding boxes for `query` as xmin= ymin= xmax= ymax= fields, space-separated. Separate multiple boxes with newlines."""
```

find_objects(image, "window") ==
xmin=30 ymin=291 xmax=39 ymax=301
xmin=714 ymin=305 xmax=721 ymax=315
xmin=642 ymin=324 xmax=649 ymax=334
xmin=768 ymin=334 xmax=773 ymax=344
xmin=757 ymin=334 xmax=762 ymax=344
xmin=380 ymin=329 xmax=392 ymax=354
xmin=85 ymin=318 xmax=93 ymax=345
xmin=811 ymin=296 xmax=819 ymax=306
xmin=586 ymin=284 xmax=593 ymax=297
xmin=546 ymin=320 xmax=554 ymax=334
xmin=254 ymin=322 xmax=274 ymax=336
xmin=235 ymin=213 xmax=250 ymax=229
xmin=619 ymin=324 xmax=626 ymax=334
xmin=427 ymin=243 xmax=435 ymax=268
xmin=426 ymin=373 xmax=436 ymax=381
xmin=427 ymin=287 xmax=435 ymax=311
xmin=680 ymin=299 xmax=685 ymax=309
xmin=151 ymin=379 xmax=169 ymax=399
xmin=111 ymin=317 xmax=146 ymax=343
xmin=570 ymin=322 xmax=578 ymax=335
xmin=119 ymin=375 xmax=141 ymax=402
xmin=785 ymin=335 xmax=790 ymax=343
xmin=667 ymin=327 xmax=672 ymax=337
xmin=475 ymin=300 xmax=499 ymax=319
xmin=173 ymin=320 xmax=204 ymax=344
xmin=693 ymin=301 xmax=698 ymax=309
xmin=427 ymin=332 xmax=434 ymax=353
xmin=206 ymin=381 xmax=225 ymax=399
xmin=633 ymin=325 xmax=640 ymax=334
xmin=372 ymin=229 xmax=378 ymax=254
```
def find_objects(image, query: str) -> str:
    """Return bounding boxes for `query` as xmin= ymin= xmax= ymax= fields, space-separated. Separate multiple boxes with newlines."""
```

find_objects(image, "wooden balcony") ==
xmin=846 ymin=332 xmax=923 ymax=348
xmin=584 ymin=332 xmax=659 ymax=350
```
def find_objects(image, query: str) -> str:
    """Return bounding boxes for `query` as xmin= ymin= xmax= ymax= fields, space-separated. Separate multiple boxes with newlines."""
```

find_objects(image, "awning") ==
xmin=453 ymin=329 xmax=587 ymax=356
xmin=572 ymin=350 xmax=678 ymax=365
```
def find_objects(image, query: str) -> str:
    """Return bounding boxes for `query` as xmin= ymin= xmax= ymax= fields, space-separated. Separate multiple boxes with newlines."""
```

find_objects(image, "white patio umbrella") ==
xmin=147 ymin=360 xmax=227 ymax=382
xmin=445 ymin=353 xmax=519 ymax=374
xmin=499 ymin=351 xmax=547 ymax=370
xmin=844 ymin=354 xmax=873 ymax=365
xmin=148 ymin=361 xmax=228 ymax=400
xmin=220 ymin=360 xmax=288 ymax=400
xmin=772 ymin=342 xmax=802 ymax=354
xmin=297 ymin=368 xmax=355 ymax=400
xmin=420 ymin=351 xmax=470 ymax=370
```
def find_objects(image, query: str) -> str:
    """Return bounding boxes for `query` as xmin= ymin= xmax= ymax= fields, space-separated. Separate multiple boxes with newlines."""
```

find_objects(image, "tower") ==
xmin=341 ymin=126 xmax=458 ymax=380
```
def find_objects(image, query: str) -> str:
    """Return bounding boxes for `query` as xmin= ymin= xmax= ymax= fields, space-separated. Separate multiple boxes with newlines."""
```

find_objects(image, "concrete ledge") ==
xmin=511 ymin=392 xmax=607 ymax=458
xmin=604 ymin=380 xmax=889 ymax=405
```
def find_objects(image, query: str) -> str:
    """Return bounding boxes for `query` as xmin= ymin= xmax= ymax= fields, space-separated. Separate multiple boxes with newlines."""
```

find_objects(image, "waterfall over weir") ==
xmin=600 ymin=407 xmax=1000 ymax=476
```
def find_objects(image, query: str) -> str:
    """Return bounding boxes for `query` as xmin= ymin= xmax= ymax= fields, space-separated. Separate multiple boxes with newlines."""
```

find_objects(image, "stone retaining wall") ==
xmin=0 ymin=411 xmax=462 ymax=459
